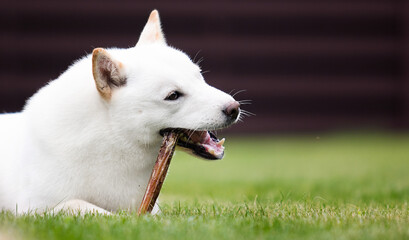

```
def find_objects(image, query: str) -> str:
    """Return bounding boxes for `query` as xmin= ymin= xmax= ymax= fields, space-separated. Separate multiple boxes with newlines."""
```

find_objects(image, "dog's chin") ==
xmin=159 ymin=128 xmax=226 ymax=160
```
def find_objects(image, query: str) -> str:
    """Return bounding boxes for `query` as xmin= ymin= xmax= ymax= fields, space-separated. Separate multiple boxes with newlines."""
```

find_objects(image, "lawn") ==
xmin=1 ymin=132 xmax=409 ymax=239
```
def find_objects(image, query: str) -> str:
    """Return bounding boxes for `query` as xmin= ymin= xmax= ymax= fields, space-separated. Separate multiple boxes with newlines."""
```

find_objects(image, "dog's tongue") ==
xmin=185 ymin=130 xmax=225 ymax=158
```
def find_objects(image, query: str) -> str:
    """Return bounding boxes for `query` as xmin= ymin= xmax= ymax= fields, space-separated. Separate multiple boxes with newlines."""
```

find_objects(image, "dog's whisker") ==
xmin=200 ymin=130 xmax=206 ymax=138
xmin=195 ymin=57 xmax=204 ymax=66
xmin=228 ymin=89 xmax=236 ymax=95
xmin=192 ymin=49 xmax=202 ymax=63
xmin=239 ymin=111 xmax=255 ymax=118
xmin=187 ymin=127 xmax=199 ymax=143
xmin=241 ymin=109 xmax=255 ymax=116
xmin=232 ymin=89 xmax=246 ymax=98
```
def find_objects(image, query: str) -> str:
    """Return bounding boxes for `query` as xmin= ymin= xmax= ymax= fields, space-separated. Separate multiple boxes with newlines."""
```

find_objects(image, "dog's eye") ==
xmin=165 ymin=91 xmax=182 ymax=101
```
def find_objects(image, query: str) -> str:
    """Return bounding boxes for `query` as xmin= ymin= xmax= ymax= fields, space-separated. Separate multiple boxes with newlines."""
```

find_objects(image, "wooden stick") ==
xmin=137 ymin=131 xmax=179 ymax=215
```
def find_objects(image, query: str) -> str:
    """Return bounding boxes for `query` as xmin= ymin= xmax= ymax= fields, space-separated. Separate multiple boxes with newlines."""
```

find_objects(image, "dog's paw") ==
xmin=53 ymin=199 xmax=111 ymax=215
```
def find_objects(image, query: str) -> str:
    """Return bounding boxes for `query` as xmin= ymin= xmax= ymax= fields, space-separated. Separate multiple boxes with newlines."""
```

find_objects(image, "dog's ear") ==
xmin=92 ymin=48 xmax=126 ymax=100
xmin=136 ymin=10 xmax=166 ymax=45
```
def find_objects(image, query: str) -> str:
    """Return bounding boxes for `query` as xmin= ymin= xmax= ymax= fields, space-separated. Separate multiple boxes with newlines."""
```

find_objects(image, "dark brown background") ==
xmin=1 ymin=0 xmax=409 ymax=134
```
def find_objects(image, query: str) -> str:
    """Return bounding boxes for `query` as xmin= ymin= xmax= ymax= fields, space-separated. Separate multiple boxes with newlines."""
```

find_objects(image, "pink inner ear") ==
xmin=98 ymin=56 xmax=111 ymax=72
xmin=98 ymin=57 xmax=113 ymax=77
xmin=92 ymin=48 xmax=126 ymax=99
xmin=97 ymin=56 xmax=126 ymax=88
xmin=99 ymin=66 xmax=111 ymax=82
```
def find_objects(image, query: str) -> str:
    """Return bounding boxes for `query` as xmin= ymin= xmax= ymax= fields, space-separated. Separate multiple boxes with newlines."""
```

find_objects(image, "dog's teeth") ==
xmin=218 ymin=138 xmax=225 ymax=146
xmin=209 ymin=149 xmax=215 ymax=155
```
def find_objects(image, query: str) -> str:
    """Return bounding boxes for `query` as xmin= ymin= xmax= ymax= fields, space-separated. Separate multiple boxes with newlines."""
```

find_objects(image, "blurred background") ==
xmin=1 ymin=0 xmax=408 ymax=134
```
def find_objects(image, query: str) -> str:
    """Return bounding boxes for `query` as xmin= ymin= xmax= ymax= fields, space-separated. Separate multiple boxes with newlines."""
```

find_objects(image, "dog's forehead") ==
xmin=129 ymin=45 xmax=198 ymax=69
xmin=121 ymin=45 xmax=201 ymax=81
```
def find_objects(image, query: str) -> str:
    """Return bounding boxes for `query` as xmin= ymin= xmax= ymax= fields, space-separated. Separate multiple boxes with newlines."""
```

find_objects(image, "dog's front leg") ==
xmin=53 ymin=199 xmax=111 ymax=215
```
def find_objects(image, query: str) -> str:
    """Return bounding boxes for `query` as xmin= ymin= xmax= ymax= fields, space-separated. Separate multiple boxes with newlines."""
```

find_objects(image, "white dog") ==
xmin=0 ymin=10 xmax=240 ymax=214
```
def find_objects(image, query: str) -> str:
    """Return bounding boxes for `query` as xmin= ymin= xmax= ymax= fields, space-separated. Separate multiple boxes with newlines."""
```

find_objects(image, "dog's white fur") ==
xmin=0 ymin=10 xmax=238 ymax=214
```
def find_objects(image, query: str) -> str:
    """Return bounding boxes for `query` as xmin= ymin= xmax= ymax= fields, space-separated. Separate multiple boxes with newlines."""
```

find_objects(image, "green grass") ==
xmin=1 ymin=132 xmax=409 ymax=239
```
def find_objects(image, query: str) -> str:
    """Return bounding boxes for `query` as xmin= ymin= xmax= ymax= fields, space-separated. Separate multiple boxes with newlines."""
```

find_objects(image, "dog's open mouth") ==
xmin=159 ymin=128 xmax=225 ymax=160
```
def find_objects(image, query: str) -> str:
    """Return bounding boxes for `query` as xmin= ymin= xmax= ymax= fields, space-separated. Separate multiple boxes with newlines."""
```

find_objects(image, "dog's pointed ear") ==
xmin=136 ymin=10 xmax=166 ymax=45
xmin=92 ymin=48 xmax=126 ymax=100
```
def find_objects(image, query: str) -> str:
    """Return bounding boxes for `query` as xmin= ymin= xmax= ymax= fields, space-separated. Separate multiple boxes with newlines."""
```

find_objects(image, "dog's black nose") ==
xmin=223 ymin=101 xmax=240 ymax=121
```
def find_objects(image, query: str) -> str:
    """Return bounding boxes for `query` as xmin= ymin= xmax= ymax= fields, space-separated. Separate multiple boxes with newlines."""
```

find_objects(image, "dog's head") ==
xmin=91 ymin=10 xmax=240 ymax=160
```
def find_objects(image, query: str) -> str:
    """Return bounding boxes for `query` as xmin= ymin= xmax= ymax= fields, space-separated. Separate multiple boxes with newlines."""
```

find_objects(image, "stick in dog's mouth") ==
xmin=138 ymin=131 xmax=179 ymax=215
xmin=138 ymin=128 xmax=227 ymax=215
